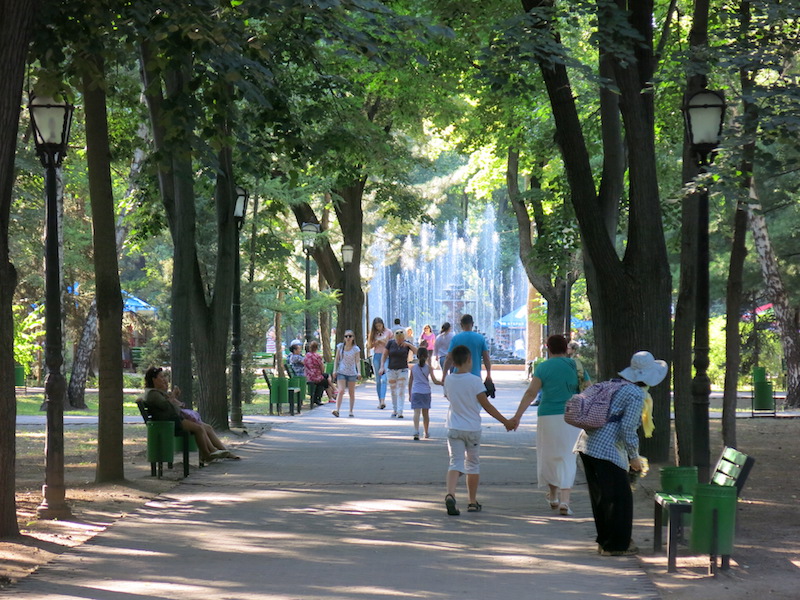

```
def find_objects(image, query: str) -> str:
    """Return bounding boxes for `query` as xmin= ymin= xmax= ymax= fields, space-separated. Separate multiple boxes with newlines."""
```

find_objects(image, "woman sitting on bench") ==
xmin=144 ymin=366 xmax=239 ymax=462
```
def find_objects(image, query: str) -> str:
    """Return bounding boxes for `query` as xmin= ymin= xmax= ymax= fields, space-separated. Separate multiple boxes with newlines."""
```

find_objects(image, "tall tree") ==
xmin=0 ymin=0 xmax=39 ymax=539
xmin=519 ymin=0 xmax=672 ymax=459
xmin=82 ymin=54 xmax=126 ymax=481
xmin=671 ymin=0 xmax=711 ymax=466
xmin=506 ymin=149 xmax=575 ymax=336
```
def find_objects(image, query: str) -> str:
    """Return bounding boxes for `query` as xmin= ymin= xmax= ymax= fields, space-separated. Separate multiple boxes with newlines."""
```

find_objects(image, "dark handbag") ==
xmin=484 ymin=377 xmax=496 ymax=398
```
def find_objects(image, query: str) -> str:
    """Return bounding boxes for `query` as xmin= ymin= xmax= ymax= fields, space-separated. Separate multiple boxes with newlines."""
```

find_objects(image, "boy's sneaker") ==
xmin=413 ymin=432 xmax=420 ymax=440
xmin=397 ymin=414 xmax=404 ymax=419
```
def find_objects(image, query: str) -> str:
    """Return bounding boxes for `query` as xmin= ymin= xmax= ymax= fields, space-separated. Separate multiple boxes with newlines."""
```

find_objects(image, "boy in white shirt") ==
xmin=443 ymin=345 xmax=513 ymax=515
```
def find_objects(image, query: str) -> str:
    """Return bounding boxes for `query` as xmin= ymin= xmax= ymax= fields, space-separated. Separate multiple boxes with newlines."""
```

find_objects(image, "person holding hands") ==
xmin=443 ymin=344 xmax=514 ymax=516
xmin=407 ymin=347 xmax=441 ymax=440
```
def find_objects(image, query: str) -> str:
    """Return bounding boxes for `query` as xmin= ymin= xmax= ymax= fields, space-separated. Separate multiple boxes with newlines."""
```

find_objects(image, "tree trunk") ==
xmin=67 ymin=300 xmax=97 ymax=410
xmin=291 ymin=185 xmax=366 ymax=356
xmin=275 ymin=296 xmax=285 ymax=378
xmin=320 ymin=273 xmax=332 ymax=362
xmin=0 ymin=0 xmax=38 ymax=539
xmin=723 ymin=205 xmax=747 ymax=447
xmin=191 ymin=143 xmax=237 ymax=429
xmin=672 ymin=0 xmax=712 ymax=465
xmin=748 ymin=182 xmax=800 ymax=407
xmin=506 ymin=149 xmax=571 ymax=335
xmin=333 ymin=182 xmax=366 ymax=351
xmin=521 ymin=0 xmax=672 ymax=461
xmin=722 ymin=3 xmax=756 ymax=447
xmin=83 ymin=58 xmax=126 ymax=481
xmin=140 ymin=43 xmax=196 ymax=408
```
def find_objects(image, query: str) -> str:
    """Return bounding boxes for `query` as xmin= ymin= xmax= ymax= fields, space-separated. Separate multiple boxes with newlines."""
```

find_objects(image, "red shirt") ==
xmin=303 ymin=351 xmax=324 ymax=383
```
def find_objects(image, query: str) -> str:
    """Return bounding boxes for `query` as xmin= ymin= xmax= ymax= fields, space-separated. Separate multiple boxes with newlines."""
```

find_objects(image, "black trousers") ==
xmin=579 ymin=452 xmax=633 ymax=552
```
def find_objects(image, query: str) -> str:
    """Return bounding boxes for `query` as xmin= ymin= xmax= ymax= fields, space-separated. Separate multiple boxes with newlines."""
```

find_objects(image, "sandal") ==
xmin=546 ymin=495 xmax=560 ymax=509
xmin=445 ymin=494 xmax=460 ymax=516
xmin=558 ymin=502 xmax=573 ymax=516
xmin=467 ymin=502 xmax=482 ymax=512
xmin=332 ymin=410 xmax=339 ymax=417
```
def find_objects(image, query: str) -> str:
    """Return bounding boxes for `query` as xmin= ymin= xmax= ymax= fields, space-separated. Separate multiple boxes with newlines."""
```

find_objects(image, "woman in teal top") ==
xmin=511 ymin=334 xmax=581 ymax=515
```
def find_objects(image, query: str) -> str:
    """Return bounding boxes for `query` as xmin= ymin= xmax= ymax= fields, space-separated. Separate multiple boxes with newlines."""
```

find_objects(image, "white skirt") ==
xmin=536 ymin=414 xmax=582 ymax=489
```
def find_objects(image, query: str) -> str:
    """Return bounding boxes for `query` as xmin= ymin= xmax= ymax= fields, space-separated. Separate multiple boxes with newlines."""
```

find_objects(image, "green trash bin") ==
xmin=289 ymin=375 xmax=307 ymax=404
xmin=324 ymin=362 xmax=334 ymax=374
xmin=660 ymin=466 xmax=698 ymax=526
xmin=753 ymin=381 xmax=774 ymax=410
xmin=174 ymin=433 xmax=198 ymax=453
xmin=690 ymin=484 xmax=737 ymax=555
xmin=270 ymin=376 xmax=289 ymax=406
xmin=752 ymin=366 xmax=766 ymax=383
xmin=14 ymin=364 xmax=25 ymax=387
xmin=146 ymin=421 xmax=175 ymax=464
xmin=660 ymin=466 xmax=698 ymax=495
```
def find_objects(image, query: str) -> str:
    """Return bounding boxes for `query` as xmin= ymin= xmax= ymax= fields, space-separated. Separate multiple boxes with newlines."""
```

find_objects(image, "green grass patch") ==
xmin=16 ymin=392 xmax=144 ymax=417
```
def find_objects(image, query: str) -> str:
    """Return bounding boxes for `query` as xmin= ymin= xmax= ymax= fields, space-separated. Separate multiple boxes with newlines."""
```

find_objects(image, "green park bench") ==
xmin=136 ymin=398 xmax=202 ymax=479
xmin=653 ymin=446 xmax=755 ymax=574
xmin=262 ymin=369 xmax=303 ymax=415
xmin=253 ymin=352 xmax=275 ymax=367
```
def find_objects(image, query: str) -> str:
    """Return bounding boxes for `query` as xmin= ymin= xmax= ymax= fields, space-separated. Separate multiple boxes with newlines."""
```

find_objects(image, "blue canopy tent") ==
xmin=123 ymin=293 xmax=157 ymax=315
xmin=495 ymin=305 xmax=527 ymax=329
xmin=495 ymin=306 xmax=592 ymax=330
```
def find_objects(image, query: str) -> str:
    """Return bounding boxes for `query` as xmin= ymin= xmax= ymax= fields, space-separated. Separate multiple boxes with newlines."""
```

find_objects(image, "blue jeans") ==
xmin=373 ymin=353 xmax=386 ymax=401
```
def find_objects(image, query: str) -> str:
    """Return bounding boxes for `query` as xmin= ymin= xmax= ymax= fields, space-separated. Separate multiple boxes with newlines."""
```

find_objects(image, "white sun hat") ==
xmin=618 ymin=351 xmax=668 ymax=386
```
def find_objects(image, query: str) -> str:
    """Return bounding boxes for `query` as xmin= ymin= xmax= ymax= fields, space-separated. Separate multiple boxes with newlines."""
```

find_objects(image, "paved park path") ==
xmin=7 ymin=371 xmax=661 ymax=600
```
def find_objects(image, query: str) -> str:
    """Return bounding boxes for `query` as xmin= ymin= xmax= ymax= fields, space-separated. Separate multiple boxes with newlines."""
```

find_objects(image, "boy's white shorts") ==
xmin=447 ymin=429 xmax=481 ymax=474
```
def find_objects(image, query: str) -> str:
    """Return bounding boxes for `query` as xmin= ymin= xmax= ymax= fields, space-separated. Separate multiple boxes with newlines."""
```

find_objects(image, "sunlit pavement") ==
xmin=8 ymin=370 xmax=661 ymax=599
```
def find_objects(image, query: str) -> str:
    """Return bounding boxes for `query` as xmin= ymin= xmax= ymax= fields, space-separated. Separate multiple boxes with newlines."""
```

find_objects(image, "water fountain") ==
xmin=366 ymin=206 xmax=529 ymax=361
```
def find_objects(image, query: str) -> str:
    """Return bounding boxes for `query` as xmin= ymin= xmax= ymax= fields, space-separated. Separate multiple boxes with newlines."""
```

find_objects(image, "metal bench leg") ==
xmin=654 ymin=500 xmax=663 ymax=552
xmin=666 ymin=505 xmax=681 ymax=573
xmin=709 ymin=508 xmax=719 ymax=576
xmin=150 ymin=462 xmax=157 ymax=477
xmin=182 ymin=435 xmax=190 ymax=478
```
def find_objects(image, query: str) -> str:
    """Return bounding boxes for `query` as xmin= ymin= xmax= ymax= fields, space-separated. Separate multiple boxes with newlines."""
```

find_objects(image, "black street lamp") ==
xmin=29 ymin=93 xmax=74 ymax=519
xmin=684 ymin=89 xmax=726 ymax=483
xmin=301 ymin=222 xmax=320 ymax=350
xmin=230 ymin=185 xmax=249 ymax=429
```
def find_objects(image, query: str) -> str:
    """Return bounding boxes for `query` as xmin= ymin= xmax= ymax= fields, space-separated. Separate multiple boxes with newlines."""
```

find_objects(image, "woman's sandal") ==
xmin=467 ymin=502 xmax=482 ymax=512
xmin=445 ymin=494 xmax=460 ymax=516
xmin=332 ymin=410 xmax=339 ymax=417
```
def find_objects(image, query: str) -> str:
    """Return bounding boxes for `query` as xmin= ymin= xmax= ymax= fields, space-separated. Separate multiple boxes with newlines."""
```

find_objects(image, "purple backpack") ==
xmin=564 ymin=379 xmax=627 ymax=431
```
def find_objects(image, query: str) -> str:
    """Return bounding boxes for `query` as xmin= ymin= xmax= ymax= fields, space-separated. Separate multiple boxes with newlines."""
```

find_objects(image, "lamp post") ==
xmin=29 ymin=94 xmax=74 ymax=519
xmin=230 ymin=186 xmax=249 ymax=429
xmin=341 ymin=244 xmax=354 ymax=266
xmin=340 ymin=243 xmax=354 ymax=343
xmin=301 ymin=222 xmax=320 ymax=349
xmin=684 ymin=89 xmax=726 ymax=483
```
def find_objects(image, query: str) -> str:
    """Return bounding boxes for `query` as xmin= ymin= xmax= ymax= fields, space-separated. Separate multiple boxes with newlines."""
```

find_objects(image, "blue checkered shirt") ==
xmin=574 ymin=381 xmax=644 ymax=471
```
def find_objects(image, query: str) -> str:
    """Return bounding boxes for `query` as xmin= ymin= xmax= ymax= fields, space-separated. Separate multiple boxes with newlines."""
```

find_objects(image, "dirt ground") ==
xmin=2 ymin=418 xmax=798 ymax=598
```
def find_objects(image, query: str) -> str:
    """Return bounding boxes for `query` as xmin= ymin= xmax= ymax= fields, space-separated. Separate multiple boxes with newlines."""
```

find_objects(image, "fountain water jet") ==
xmin=366 ymin=206 xmax=528 ymax=358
